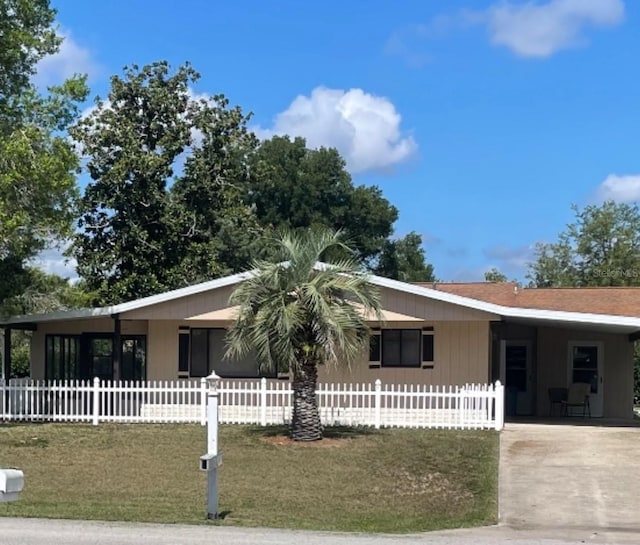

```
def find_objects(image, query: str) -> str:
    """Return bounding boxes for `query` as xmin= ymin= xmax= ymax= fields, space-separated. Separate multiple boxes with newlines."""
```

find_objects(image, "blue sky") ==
xmin=36 ymin=0 xmax=640 ymax=282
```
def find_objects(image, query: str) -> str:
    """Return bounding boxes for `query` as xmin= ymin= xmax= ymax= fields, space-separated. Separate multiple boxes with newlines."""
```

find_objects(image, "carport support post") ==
xmin=112 ymin=314 xmax=121 ymax=381
xmin=494 ymin=380 xmax=504 ymax=431
xmin=205 ymin=371 xmax=220 ymax=520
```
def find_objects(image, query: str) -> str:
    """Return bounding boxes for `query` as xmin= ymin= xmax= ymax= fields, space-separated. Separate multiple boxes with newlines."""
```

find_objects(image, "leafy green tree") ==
xmin=251 ymin=136 xmax=398 ymax=264
xmin=70 ymin=62 xmax=198 ymax=304
xmin=528 ymin=201 xmax=640 ymax=287
xmin=168 ymin=95 xmax=262 ymax=284
xmin=374 ymin=232 xmax=435 ymax=282
xmin=226 ymin=229 xmax=382 ymax=441
xmin=1 ymin=268 xmax=92 ymax=317
xmin=0 ymin=0 xmax=60 ymax=113
xmin=484 ymin=268 xmax=508 ymax=282
xmin=0 ymin=0 xmax=88 ymax=293
xmin=72 ymin=61 xmax=266 ymax=303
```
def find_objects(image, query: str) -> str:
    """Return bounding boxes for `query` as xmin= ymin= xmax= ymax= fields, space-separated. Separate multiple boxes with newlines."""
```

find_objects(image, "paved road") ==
xmin=2 ymin=517 xmax=640 ymax=545
xmin=500 ymin=423 xmax=640 ymax=532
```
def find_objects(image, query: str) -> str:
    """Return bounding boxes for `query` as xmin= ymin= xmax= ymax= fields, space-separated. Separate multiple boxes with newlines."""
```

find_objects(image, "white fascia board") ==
xmin=498 ymin=306 xmax=640 ymax=328
xmin=2 ymin=306 xmax=115 ymax=325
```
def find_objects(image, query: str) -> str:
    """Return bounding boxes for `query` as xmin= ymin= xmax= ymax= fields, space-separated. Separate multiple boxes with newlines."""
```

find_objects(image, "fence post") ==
xmin=458 ymin=386 xmax=464 ymax=429
xmin=0 ymin=378 xmax=4 ymax=420
xmin=200 ymin=377 xmax=207 ymax=426
xmin=494 ymin=380 xmax=504 ymax=431
xmin=374 ymin=379 xmax=381 ymax=429
xmin=92 ymin=377 xmax=100 ymax=426
xmin=260 ymin=377 xmax=267 ymax=426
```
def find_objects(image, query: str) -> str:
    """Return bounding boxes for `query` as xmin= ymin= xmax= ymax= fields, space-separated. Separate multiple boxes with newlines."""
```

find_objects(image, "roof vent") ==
xmin=514 ymin=285 xmax=518 ymax=295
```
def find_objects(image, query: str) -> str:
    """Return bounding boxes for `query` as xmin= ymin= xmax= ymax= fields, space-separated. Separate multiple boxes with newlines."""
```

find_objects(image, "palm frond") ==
xmin=225 ymin=227 xmax=382 ymax=375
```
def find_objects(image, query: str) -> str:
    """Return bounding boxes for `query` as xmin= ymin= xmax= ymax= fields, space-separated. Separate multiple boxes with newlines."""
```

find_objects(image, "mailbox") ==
xmin=199 ymin=453 xmax=222 ymax=472
xmin=0 ymin=469 xmax=24 ymax=503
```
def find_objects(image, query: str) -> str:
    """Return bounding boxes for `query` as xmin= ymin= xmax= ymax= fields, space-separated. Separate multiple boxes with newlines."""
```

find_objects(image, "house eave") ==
xmin=3 ymin=264 xmax=640 ymax=331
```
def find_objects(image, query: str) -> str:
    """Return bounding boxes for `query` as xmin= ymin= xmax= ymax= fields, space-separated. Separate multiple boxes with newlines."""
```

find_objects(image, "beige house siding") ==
xmin=317 ymin=321 xmax=491 ymax=386
xmin=536 ymin=326 xmax=633 ymax=419
xmin=30 ymin=319 xmax=147 ymax=379
xmin=117 ymin=284 xmax=500 ymax=323
xmin=27 ymin=317 xmax=492 ymax=384
xmin=121 ymin=285 xmax=236 ymax=321
xmin=146 ymin=321 xmax=181 ymax=380
xmin=379 ymin=288 xmax=499 ymax=321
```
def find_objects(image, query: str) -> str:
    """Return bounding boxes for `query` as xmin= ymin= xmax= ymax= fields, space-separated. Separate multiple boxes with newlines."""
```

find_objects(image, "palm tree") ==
xmin=225 ymin=229 xmax=382 ymax=441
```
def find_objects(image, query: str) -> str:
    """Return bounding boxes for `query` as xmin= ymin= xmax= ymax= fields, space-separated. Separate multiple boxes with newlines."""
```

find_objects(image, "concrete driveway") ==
xmin=500 ymin=423 xmax=640 ymax=532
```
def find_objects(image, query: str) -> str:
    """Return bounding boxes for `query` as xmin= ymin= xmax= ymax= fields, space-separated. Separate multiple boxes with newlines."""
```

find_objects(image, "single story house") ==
xmin=1 ymin=268 xmax=638 ymax=419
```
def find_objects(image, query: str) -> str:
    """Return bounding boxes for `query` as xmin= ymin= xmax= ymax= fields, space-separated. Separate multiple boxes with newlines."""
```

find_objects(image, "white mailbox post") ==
xmin=0 ymin=469 xmax=24 ymax=503
xmin=200 ymin=371 xmax=222 ymax=520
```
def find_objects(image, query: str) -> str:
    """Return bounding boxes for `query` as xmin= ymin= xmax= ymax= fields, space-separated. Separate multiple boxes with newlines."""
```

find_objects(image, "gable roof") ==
xmin=4 ymin=266 xmax=640 ymax=332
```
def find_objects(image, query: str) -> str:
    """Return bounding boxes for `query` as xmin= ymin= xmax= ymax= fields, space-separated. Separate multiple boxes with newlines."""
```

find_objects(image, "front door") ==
xmin=501 ymin=340 xmax=534 ymax=416
xmin=568 ymin=342 xmax=603 ymax=417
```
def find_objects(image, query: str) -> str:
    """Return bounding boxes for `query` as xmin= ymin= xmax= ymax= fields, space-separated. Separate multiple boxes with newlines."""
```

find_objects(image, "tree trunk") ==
xmin=291 ymin=358 xmax=322 ymax=441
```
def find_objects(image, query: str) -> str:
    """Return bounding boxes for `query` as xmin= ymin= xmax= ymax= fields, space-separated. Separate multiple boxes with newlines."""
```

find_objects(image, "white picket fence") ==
xmin=0 ymin=378 xmax=504 ymax=430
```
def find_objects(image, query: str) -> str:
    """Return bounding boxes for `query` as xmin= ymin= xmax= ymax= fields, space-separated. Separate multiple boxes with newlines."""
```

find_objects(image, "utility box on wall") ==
xmin=0 ymin=469 xmax=24 ymax=502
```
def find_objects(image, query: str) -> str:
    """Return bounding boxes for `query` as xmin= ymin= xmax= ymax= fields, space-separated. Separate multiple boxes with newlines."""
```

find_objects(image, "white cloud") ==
xmin=255 ymin=87 xmax=417 ymax=174
xmin=389 ymin=0 xmax=625 ymax=63
xmin=36 ymin=29 xmax=100 ymax=85
xmin=31 ymin=248 xmax=78 ymax=281
xmin=596 ymin=174 xmax=640 ymax=202
xmin=471 ymin=0 xmax=625 ymax=58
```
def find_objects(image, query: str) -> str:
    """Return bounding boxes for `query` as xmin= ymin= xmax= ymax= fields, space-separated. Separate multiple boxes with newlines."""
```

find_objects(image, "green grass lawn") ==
xmin=0 ymin=423 xmax=498 ymax=533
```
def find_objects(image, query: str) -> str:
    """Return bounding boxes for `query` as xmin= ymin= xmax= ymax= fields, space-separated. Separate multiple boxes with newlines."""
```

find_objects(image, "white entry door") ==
xmin=567 ymin=342 xmax=604 ymax=417
xmin=501 ymin=340 xmax=534 ymax=416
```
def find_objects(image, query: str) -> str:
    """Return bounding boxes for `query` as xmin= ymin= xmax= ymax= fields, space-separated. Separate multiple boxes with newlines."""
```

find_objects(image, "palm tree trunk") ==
xmin=291 ymin=358 xmax=322 ymax=441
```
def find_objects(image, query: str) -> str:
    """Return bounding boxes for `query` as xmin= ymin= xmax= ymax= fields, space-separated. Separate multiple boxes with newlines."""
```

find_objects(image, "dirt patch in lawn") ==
xmin=260 ymin=435 xmax=351 ymax=448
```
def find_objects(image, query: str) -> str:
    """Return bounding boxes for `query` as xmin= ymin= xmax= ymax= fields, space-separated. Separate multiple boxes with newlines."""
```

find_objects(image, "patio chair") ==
xmin=548 ymin=387 xmax=568 ymax=416
xmin=561 ymin=382 xmax=591 ymax=418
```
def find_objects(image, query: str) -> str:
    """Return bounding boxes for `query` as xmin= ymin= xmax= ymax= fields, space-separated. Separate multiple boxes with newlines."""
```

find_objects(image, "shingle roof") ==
xmin=416 ymin=282 xmax=640 ymax=318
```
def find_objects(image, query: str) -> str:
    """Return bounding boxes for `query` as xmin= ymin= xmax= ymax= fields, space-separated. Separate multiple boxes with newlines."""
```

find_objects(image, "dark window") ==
xmin=47 ymin=334 xmax=147 ymax=381
xmin=505 ymin=345 xmax=528 ymax=392
xmin=381 ymin=329 xmax=421 ymax=367
xmin=121 ymin=336 xmax=146 ymax=381
xmin=422 ymin=334 xmax=434 ymax=362
xmin=178 ymin=333 xmax=190 ymax=374
xmin=369 ymin=335 xmax=381 ymax=362
xmin=190 ymin=329 xmax=209 ymax=377
xmin=187 ymin=328 xmax=275 ymax=378
xmin=86 ymin=336 xmax=114 ymax=381
xmin=45 ymin=335 xmax=80 ymax=380
xmin=571 ymin=345 xmax=599 ymax=394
